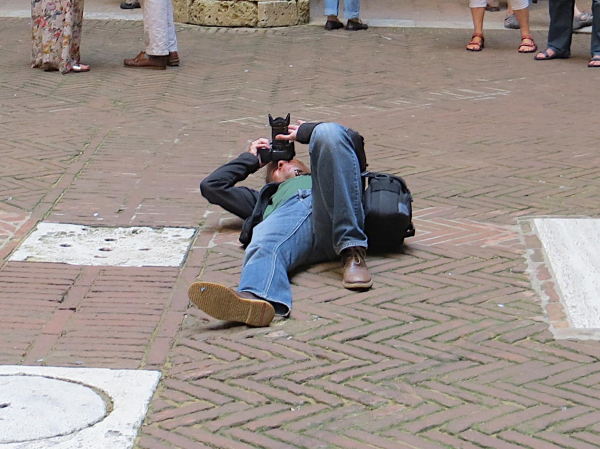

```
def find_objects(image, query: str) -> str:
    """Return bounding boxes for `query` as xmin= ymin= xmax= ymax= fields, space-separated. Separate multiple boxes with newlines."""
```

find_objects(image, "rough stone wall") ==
xmin=173 ymin=0 xmax=310 ymax=27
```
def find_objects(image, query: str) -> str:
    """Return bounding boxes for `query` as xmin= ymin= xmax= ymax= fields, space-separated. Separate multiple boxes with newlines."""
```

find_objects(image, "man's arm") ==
xmin=200 ymin=151 xmax=262 ymax=220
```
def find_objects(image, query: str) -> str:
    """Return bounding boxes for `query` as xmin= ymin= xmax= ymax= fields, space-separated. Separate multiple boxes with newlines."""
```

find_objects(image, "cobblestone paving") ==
xmin=2 ymin=17 xmax=600 ymax=449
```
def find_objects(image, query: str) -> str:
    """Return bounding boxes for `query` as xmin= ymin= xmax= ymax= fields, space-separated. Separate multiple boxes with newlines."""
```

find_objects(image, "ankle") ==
xmin=341 ymin=246 xmax=367 ymax=259
xmin=236 ymin=290 xmax=262 ymax=300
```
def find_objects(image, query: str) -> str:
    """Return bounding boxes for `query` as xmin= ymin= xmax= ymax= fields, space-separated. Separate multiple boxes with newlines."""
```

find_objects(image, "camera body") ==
xmin=258 ymin=114 xmax=296 ymax=164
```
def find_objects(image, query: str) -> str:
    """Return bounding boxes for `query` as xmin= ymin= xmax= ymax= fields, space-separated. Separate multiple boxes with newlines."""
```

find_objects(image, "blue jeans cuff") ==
xmin=337 ymin=241 xmax=368 ymax=255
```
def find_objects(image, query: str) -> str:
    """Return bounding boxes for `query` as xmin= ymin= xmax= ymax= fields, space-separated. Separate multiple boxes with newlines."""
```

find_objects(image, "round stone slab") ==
xmin=0 ymin=375 xmax=107 ymax=444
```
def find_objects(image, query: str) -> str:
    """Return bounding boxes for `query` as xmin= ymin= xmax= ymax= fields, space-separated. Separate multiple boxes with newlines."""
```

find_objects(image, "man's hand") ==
xmin=248 ymin=138 xmax=270 ymax=167
xmin=275 ymin=120 xmax=306 ymax=142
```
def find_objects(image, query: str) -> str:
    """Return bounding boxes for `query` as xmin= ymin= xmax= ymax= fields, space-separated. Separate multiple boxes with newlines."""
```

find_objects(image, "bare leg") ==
xmin=467 ymin=7 xmax=485 ymax=50
xmin=513 ymin=8 xmax=537 ymax=52
xmin=513 ymin=8 xmax=530 ymax=37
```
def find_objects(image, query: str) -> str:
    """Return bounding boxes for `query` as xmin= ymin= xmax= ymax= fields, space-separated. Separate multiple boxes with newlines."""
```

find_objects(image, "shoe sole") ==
xmin=188 ymin=282 xmax=275 ymax=327
xmin=342 ymin=279 xmax=373 ymax=290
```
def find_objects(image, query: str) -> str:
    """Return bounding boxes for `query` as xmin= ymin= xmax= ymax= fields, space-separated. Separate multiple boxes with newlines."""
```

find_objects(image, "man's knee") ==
xmin=245 ymin=234 xmax=279 ymax=261
xmin=310 ymin=122 xmax=348 ymax=149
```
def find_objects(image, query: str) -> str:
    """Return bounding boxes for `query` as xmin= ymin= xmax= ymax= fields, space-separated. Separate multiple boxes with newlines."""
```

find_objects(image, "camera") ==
xmin=258 ymin=114 xmax=296 ymax=164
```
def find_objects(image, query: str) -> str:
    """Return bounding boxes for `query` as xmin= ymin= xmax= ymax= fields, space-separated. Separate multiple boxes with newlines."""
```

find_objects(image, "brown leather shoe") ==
xmin=345 ymin=19 xmax=368 ymax=31
xmin=341 ymin=246 xmax=372 ymax=290
xmin=325 ymin=19 xmax=344 ymax=30
xmin=188 ymin=282 xmax=275 ymax=327
xmin=124 ymin=51 xmax=167 ymax=70
xmin=168 ymin=51 xmax=180 ymax=67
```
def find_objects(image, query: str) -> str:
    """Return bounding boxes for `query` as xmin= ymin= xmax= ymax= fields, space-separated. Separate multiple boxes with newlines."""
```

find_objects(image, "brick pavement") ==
xmin=2 ymin=16 xmax=600 ymax=449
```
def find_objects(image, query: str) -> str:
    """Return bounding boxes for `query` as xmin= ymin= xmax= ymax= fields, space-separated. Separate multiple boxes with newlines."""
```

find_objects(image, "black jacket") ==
xmin=200 ymin=122 xmax=366 ymax=245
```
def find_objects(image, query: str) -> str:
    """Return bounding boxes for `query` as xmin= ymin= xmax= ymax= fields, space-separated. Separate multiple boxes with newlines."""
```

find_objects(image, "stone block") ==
xmin=297 ymin=0 xmax=309 ymax=24
xmin=173 ymin=0 xmax=188 ymax=23
xmin=188 ymin=0 xmax=258 ymax=27
xmin=257 ymin=1 xmax=298 ymax=27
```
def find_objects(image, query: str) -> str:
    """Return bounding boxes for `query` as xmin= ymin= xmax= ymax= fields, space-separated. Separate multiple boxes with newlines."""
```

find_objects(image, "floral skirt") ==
xmin=31 ymin=0 xmax=84 ymax=74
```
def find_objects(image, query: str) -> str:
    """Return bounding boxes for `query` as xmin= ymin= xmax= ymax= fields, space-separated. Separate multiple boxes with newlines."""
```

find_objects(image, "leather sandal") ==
xmin=534 ymin=49 xmax=570 ymax=60
xmin=466 ymin=33 xmax=484 ymax=52
xmin=168 ymin=51 xmax=180 ymax=67
xmin=588 ymin=56 xmax=600 ymax=68
xmin=518 ymin=35 xmax=537 ymax=53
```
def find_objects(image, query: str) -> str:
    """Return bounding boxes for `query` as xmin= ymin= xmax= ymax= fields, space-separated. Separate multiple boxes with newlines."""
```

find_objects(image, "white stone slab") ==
xmin=534 ymin=218 xmax=600 ymax=329
xmin=0 ymin=376 xmax=107 ymax=443
xmin=10 ymin=223 xmax=196 ymax=267
xmin=0 ymin=366 xmax=161 ymax=449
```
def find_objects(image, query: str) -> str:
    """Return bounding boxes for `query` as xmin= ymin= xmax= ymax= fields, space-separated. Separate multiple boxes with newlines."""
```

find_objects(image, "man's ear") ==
xmin=277 ymin=160 xmax=286 ymax=169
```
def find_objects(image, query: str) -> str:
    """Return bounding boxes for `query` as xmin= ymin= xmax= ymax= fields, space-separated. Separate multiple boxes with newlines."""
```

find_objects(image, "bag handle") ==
xmin=361 ymin=171 xmax=410 ymax=193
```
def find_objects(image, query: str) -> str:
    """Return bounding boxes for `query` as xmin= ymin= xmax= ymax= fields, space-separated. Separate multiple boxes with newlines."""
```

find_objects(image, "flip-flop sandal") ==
xmin=588 ymin=56 xmax=600 ymax=68
xmin=534 ymin=49 xmax=569 ymax=60
xmin=518 ymin=35 xmax=537 ymax=53
xmin=466 ymin=33 xmax=485 ymax=52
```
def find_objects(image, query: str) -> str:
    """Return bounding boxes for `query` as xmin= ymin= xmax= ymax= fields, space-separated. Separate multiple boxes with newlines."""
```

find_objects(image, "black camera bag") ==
xmin=362 ymin=171 xmax=415 ymax=251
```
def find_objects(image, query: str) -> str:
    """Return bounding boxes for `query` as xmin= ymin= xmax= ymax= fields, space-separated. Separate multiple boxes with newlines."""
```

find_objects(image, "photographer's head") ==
xmin=266 ymin=159 xmax=310 ymax=184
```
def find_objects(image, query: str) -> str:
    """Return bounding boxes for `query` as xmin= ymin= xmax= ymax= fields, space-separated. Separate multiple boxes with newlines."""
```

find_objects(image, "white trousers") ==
xmin=142 ymin=0 xmax=178 ymax=56
xmin=469 ymin=0 xmax=528 ymax=9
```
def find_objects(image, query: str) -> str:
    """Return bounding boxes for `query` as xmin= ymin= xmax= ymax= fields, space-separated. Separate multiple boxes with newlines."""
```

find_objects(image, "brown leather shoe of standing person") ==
xmin=188 ymin=282 xmax=275 ymax=327
xmin=168 ymin=52 xmax=180 ymax=67
xmin=341 ymin=247 xmax=372 ymax=290
xmin=124 ymin=51 xmax=168 ymax=70
xmin=325 ymin=19 xmax=344 ymax=30
xmin=345 ymin=19 xmax=368 ymax=31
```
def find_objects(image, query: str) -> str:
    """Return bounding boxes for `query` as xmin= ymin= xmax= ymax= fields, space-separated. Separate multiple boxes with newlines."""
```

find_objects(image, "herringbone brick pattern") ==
xmin=2 ymin=17 xmax=600 ymax=449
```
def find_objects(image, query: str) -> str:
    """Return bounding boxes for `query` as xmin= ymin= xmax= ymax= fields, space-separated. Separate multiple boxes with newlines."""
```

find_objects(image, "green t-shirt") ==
xmin=263 ymin=175 xmax=312 ymax=220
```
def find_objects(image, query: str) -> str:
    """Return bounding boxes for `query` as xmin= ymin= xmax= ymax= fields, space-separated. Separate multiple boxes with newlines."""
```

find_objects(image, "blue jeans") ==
xmin=324 ymin=0 xmax=360 ymax=19
xmin=547 ymin=0 xmax=600 ymax=56
xmin=237 ymin=123 xmax=368 ymax=315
